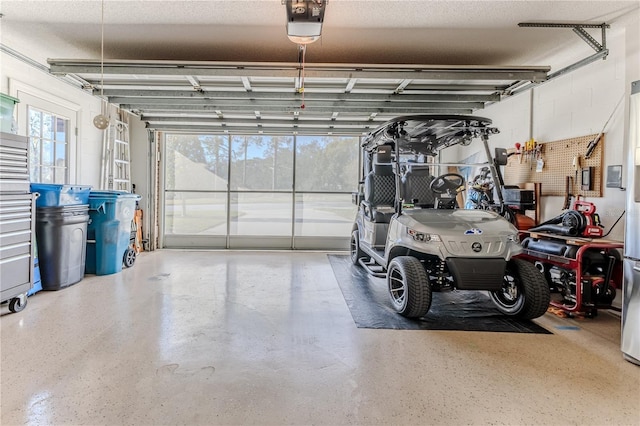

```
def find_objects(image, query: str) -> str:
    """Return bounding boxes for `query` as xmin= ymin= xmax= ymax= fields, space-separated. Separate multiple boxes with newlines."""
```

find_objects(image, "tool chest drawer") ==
xmin=0 ymin=132 xmax=30 ymax=193
xmin=0 ymin=195 xmax=33 ymax=233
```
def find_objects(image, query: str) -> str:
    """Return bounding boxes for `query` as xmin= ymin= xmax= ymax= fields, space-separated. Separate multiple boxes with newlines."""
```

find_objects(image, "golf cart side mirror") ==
xmin=495 ymin=148 xmax=508 ymax=166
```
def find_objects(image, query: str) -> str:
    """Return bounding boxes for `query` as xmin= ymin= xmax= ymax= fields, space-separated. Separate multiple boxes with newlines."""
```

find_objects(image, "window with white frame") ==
xmin=28 ymin=106 xmax=69 ymax=183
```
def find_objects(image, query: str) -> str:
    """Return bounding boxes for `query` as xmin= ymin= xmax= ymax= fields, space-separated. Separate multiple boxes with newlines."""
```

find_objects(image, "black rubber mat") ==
xmin=328 ymin=254 xmax=551 ymax=333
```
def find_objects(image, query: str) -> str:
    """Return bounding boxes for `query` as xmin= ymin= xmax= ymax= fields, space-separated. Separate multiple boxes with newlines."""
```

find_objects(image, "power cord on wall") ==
xmin=602 ymin=209 xmax=625 ymax=238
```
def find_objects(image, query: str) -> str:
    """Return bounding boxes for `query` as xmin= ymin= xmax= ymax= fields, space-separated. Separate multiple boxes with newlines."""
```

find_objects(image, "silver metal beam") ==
xmin=145 ymin=124 xmax=375 ymax=134
xmin=518 ymin=22 xmax=610 ymax=29
xmin=142 ymin=116 xmax=387 ymax=126
xmin=126 ymin=104 xmax=475 ymax=114
xmin=572 ymin=26 xmax=603 ymax=52
xmin=547 ymin=49 xmax=609 ymax=79
xmin=2 ymin=44 xmax=50 ymax=73
xmin=92 ymin=81 xmax=511 ymax=92
xmin=518 ymin=22 xmax=608 ymax=54
xmin=511 ymin=50 xmax=608 ymax=95
xmin=120 ymin=99 xmax=481 ymax=110
xmin=401 ymin=84 xmax=510 ymax=91
xmin=48 ymin=59 xmax=550 ymax=81
xmin=61 ymin=66 xmax=546 ymax=81
xmin=105 ymin=90 xmax=499 ymax=102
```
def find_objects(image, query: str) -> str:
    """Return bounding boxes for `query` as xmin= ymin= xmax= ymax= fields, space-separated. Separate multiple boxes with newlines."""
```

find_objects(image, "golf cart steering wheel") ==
xmin=430 ymin=173 xmax=465 ymax=195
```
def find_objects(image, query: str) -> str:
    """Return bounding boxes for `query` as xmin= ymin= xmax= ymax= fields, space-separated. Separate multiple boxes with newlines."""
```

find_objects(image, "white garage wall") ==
xmin=459 ymin=11 xmax=639 ymax=242
xmin=1 ymin=52 xmax=104 ymax=187
xmin=2 ymin=50 xmax=151 ymax=202
xmin=128 ymin=115 xmax=152 ymax=247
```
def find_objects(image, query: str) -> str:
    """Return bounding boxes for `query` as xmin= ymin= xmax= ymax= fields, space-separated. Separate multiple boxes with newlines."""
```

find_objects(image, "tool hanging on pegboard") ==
xmin=585 ymin=95 xmax=623 ymax=159
xmin=519 ymin=138 xmax=543 ymax=170
xmin=505 ymin=133 xmax=604 ymax=197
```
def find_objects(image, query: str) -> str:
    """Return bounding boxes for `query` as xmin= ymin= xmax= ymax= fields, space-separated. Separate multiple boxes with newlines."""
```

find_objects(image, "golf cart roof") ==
xmin=362 ymin=114 xmax=498 ymax=156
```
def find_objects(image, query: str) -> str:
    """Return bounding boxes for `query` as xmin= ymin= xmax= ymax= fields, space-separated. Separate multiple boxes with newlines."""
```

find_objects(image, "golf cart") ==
xmin=350 ymin=115 xmax=550 ymax=319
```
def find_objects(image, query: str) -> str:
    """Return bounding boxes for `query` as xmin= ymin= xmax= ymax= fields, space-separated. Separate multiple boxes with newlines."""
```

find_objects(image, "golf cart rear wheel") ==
xmin=490 ymin=258 xmax=551 ymax=319
xmin=387 ymin=256 xmax=432 ymax=318
xmin=350 ymin=230 xmax=369 ymax=266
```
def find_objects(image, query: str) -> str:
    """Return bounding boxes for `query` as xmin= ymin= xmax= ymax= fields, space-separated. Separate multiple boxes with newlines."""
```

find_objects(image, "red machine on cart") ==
xmin=518 ymin=234 xmax=622 ymax=316
xmin=572 ymin=200 xmax=604 ymax=238
xmin=525 ymin=197 xmax=603 ymax=238
xmin=518 ymin=197 xmax=623 ymax=316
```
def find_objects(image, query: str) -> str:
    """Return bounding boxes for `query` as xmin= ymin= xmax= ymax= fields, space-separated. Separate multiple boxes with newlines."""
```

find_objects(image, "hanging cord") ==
xmin=100 ymin=0 xmax=104 ymax=98
xmin=297 ymin=44 xmax=306 ymax=108
xmin=602 ymin=209 xmax=625 ymax=238
xmin=92 ymin=0 xmax=109 ymax=129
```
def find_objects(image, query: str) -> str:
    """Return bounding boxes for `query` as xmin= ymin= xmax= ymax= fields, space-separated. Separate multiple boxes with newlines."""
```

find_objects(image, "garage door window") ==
xmin=230 ymin=135 xmax=293 ymax=191
xmin=164 ymin=134 xmax=228 ymax=236
xmin=162 ymin=133 xmax=359 ymax=248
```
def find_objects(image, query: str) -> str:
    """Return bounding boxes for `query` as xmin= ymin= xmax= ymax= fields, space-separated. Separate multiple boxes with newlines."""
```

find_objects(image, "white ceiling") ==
xmin=1 ymin=1 xmax=637 ymax=65
xmin=1 ymin=1 xmax=638 ymax=134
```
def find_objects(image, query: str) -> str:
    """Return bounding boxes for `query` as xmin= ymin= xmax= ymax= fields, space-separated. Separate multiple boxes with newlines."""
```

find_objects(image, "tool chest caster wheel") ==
xmin=9 ymin=294 xmax=27 ymax=313
xmin=123 ymin=248 xmax=136 ymax=268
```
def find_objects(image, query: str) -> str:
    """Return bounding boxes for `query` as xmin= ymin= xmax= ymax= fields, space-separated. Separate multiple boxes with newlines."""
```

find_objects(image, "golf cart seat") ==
xmin=402 ymin=165 xmax=436 ymax=207
xmin=362 ymin=147 xmax=396 ymax=223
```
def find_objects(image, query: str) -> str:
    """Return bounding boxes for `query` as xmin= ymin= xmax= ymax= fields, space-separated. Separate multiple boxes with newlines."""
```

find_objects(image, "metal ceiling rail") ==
xmin=147 ymin=125 xmax=377 ymax=135
xmin=122 ymin=104 xmax=475 ymax=114
xmin=142 ymin=117 xmax=387 ymax=126
xmin=104 ymin=91 xmax=501 ymax=103
xmin=115 ymin=99 xmax=484 ymax=109
xmin=48 ymin=59 xmax=550 ymax=81
xmin=140 ymin=111 xmax=468 ymax=119
xmin=96 ymin=82 xmax=511 ymax=92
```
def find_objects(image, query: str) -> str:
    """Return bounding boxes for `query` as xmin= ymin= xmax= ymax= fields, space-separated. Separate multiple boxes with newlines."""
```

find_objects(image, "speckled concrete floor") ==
xmin=1 ymin=250 xmax=639 ymax=425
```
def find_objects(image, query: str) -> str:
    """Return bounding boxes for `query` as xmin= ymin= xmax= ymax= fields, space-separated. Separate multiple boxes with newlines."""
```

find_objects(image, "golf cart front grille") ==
xmin=444 ymin=239 xmax=504 ymax=255
xmin=446 ymin=258 xmax=505 ymax=291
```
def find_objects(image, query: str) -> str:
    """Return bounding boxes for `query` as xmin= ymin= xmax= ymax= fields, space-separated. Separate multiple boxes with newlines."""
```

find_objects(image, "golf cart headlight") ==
xmin=407 ymin=228 xmax=441 ymax=242
xmin=507 ymin=233 xmax=520 ymax=243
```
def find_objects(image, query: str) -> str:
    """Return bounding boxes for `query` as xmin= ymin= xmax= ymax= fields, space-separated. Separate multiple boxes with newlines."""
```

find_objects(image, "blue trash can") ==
xmin=85 ymin=191 xmax=141 ymax=275
xmin=30 ymin=183 xmax=92 ymax=207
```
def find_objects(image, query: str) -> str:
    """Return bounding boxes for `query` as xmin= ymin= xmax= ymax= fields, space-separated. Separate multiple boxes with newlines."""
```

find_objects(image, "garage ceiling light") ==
xmin=283 ymin=0 xmax=327 ymax=45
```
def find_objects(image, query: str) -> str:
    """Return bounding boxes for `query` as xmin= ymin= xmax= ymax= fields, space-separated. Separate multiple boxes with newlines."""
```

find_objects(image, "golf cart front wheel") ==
xmin=490 ymin=258 xmax=550 ymax=319
xmin=387 ymin=256 xmax=432 ymax=318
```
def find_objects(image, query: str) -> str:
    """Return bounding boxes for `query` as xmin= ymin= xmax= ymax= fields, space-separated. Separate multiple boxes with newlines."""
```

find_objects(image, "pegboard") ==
xmin=504 ymin=134 xmax=603 ymax=197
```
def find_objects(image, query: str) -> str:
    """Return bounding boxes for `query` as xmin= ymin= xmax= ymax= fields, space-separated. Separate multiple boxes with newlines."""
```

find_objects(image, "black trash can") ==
xmin=35 ymin=204 xmax=90 ymax=290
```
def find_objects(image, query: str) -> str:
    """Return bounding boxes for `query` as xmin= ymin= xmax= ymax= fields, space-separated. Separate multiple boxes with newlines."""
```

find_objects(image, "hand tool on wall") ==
xmin=585 ymin=95 xmax=624 ymax=159
xmin=572 ymin=155 xmax=580 ymax=182
xmin=563 ymin=175 xmax=573 ymax=210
